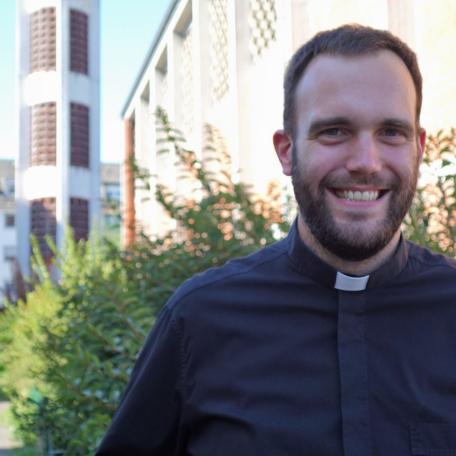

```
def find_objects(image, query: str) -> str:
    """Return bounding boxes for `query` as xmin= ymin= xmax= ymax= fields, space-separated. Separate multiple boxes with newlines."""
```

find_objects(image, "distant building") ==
xmin=16 ymin=0 xmax=100 ymax=276
xmin=0 ymin=160 xmax=119 ymax=304
xmin=122 ymin=0 xmax=456 ymax=246
xmin=0 ymin=159 xmax=16 ymax=302
xmin=100 ymin=163 xmax=121 ymax=233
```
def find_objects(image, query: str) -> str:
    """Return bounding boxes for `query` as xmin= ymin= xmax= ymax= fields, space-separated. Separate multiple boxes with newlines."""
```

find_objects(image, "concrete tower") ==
xmin=16 ymin=0 xmax=100 ymax=275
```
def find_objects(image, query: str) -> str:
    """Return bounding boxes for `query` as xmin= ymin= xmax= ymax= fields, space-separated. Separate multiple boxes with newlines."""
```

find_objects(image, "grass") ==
xmin=12 ymin=448 xmax=40 ymax=456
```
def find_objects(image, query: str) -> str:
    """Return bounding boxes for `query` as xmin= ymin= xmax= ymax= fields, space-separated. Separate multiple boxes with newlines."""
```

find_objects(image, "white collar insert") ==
xmin=334 ymin=271 xmax=369 ymax=291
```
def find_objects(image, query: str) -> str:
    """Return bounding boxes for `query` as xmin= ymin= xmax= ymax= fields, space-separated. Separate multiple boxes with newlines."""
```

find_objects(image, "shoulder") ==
xmin=406 ymin=240 xmax=456 ymax=275
xmin=165 ymin=236 xmax=290 ymax=312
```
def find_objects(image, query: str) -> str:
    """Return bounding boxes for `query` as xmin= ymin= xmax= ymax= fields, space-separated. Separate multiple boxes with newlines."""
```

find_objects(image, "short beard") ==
xmin=291 ymin=147 xmax=419 ymax=261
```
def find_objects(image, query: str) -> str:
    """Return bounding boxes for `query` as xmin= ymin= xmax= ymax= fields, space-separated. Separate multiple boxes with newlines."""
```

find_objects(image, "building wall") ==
xmin=0 ymin=160 xmax=16 ymax=303
xmin=122 ymin=0 xmax=456 ymax=242
xmin=413 ymin=1 xmax=456 ymax=132
xmin=0 ymin=202 xmax=16 ymax=302
xmin=16 ymin=0 xmax=100 ymax=276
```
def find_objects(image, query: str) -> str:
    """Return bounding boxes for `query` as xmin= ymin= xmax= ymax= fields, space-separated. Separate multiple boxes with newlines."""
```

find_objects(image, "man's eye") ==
xmin=315 ymin=127 xmax=349 ymax=143
xmin=383 ymin=128 xmax=402 ymax=136
xmin=381 ymin=128 xmax=409 ymax=144
xmin=321 ymin=128 xmax=344 ymax=136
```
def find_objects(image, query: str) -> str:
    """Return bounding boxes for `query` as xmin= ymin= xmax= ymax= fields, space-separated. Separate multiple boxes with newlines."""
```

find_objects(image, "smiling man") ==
xmin=97 ymin=25 xmax=456 ymax=455
xmin=274 ymin=47 xmax=426 ymax=275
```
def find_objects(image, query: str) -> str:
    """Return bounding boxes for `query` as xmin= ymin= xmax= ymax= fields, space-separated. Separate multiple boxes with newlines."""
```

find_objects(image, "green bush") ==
xmin=0 ymin=247 xmax=60 ymax=448
xmin=403 ymin=128 xmax=455 ymax=256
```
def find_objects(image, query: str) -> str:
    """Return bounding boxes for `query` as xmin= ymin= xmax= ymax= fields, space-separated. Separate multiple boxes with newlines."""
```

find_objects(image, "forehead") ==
xmin=294 ymin=50 xmax=417 ymax=127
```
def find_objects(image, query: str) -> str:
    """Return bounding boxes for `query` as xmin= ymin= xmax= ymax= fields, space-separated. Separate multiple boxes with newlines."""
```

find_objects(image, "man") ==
xmin=97 ymin=24 xmax=456 ymax=455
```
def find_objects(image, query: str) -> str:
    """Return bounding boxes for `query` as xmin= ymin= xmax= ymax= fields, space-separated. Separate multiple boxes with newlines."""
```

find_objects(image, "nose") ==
xmin=345 ymin=133 xmax=382 ymax=175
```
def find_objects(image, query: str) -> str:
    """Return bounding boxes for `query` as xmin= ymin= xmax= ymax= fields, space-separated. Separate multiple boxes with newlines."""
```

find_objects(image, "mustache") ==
xmin=320 ymin=173 xmax=398 ymax=189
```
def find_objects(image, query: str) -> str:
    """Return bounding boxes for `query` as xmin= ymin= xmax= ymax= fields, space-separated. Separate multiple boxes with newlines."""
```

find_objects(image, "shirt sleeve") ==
xmin=95 ymin=305 xmax=186 ymax=455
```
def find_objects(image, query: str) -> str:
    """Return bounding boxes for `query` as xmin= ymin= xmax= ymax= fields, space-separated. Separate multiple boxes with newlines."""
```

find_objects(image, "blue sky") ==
xmin=0 ymin=0 xmax=170 ymax=162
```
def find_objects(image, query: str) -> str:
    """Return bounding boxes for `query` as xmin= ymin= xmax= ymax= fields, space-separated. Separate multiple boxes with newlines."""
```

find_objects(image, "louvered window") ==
xmin=70 ymin=198 xmax=89 ymax=241
xmin=30 ymin=102 xmax=56 ymax=166
xmin=30 ymin=7 xmax=56 ymax=72
xmin=30 ymin=197 xmax=56 ymax=259
xmin=71 ymin=103 xmax=90 ymax=168
xmin=70 ymin=9 xmax=88 ymax=74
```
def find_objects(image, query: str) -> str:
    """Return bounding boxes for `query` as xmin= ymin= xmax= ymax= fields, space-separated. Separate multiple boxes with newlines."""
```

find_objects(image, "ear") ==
xmin=417 ymin=128 xmax=426 ymax=163
xmin=273 ymin=129 xmax=293 ymax=176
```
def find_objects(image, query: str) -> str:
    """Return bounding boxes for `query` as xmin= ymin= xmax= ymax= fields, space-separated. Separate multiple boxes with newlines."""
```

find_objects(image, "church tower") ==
xmin=16 ymin=0 xmax=100 ymax=275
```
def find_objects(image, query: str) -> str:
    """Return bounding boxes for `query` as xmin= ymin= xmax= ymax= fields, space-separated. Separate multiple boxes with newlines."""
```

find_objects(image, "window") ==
xmin=105 ymin=183 xmax=120 ymax=202
xmin=0 ymin=178 xmax=15 ymax=197
xmin=5 ymin=179 xmax=14 ymax=197
xmin=3 ymin=246 xmax=15 ymax=263
xmin=30 ymin=102 xmax=57 ymax=166
xmin=70 ymin=198 xmax=89 ymax=241
xmin=29 ymin=7 xmax=56 ymax=72
xmin=30 ymin=197 xmax=56 ymax=259
xmin=70 ymin=103 xmax=90 ymax=168
xmin=70 ymin=9 xmax=89 ymax=74
xmin=5 ymin=214 xmax=14 ymax=228
xmin=249 ymin=0 xmax=277 ymax=59
xmin=209 ymin=0 xmax=229 ymax=101
xmin=103 ymin=213 xmax=121 ymax=228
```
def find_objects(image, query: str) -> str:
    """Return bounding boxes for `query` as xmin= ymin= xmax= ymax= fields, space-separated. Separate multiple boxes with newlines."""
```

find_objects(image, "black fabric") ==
xmin=96 ymin=222 xmax=456 ymax=455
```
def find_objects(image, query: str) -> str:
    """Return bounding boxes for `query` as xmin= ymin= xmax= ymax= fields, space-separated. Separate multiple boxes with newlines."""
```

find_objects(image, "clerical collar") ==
xmin=286 ymin=220 xmax=409 ymax=291
xmin=334 ymin=272 xmax=369 ymax=291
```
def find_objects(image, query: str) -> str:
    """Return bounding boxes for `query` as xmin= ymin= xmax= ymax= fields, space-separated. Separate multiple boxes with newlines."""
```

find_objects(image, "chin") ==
xmin=322 ymin=222 xmax=398 ymax=261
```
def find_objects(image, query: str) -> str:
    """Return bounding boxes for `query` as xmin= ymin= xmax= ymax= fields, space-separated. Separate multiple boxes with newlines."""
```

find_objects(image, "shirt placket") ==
xmin=337 ymin=291 xmax=372 ymax=456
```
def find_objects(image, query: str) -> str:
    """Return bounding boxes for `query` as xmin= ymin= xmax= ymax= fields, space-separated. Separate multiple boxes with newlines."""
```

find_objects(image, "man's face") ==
xmin=277 ymin=51 xmax=425 ymax=261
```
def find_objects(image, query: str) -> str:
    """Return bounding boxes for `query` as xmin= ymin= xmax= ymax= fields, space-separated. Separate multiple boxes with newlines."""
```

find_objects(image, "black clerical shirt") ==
xmin=97 ymin=223 xmax=456 ymax=455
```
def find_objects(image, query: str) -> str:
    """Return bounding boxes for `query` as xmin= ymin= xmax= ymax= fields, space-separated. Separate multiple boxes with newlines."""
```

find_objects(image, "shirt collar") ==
xmin=286 ymin=220 xmax=408 ymax=291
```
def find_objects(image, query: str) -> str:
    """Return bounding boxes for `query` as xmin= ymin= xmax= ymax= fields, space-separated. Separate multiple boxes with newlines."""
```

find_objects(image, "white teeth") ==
xmin=335 ymin=190 xmax=380 ymax=201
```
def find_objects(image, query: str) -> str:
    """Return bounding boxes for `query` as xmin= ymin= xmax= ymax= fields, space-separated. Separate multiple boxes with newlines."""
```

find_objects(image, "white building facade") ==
xmin=122 ymin=0 xmax=456 ymax=244
xmin=16 ymin=0 xmax=100 ymax=275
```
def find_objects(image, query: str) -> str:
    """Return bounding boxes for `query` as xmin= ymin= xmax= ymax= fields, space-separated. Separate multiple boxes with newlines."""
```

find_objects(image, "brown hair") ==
xmin=283 ymin=24 xmax=423 ymax=137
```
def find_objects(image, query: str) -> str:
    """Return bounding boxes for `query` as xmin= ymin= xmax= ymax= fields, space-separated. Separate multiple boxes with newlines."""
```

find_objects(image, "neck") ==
xmin=296 ymin=216 xmax=401 ymax=276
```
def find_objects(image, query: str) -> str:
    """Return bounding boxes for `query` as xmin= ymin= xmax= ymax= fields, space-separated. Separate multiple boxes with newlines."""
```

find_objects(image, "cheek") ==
xmin=295 ymin=142 xmax=345 ymax=185
xmin=302 ymin=146 xmax=346 ymax=179
xmin=384 ymin=149 xmax=420 ymax=178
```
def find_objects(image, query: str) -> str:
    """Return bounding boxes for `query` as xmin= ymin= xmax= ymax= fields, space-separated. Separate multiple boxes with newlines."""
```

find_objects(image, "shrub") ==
xmin=403 ymin=128 xmax=455 ymax=257
xmin=0 ymin=244 xmax=61 ymax=448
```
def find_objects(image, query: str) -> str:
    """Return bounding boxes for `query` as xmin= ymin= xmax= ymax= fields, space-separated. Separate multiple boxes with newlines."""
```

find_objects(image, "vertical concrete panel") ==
xmin=134 ymin=97 xmax=152 ymax=236
xmin=233 ymin=0 xmax=250 ymax=184
xmin=89 ymin=0 xmax=101 ymax=233
xmin=414 ymin=0 xmax=456 ymax=131
xmin=192 ymin=0 xmax=211 ymax=159
xmin=237 ymin=0 xmax=290 ymax=195
xmin=305 ymin=0 xmax=388 ymax=37
xmin=388 ymin=0 xmax=415 ymax=46
xmin=147 ymin=76 xmax=159 ymax=237
xmin=16 ymin=2 xmax=31 ymax=275
xmin=56 ymin=0 xmax=69 ymax=251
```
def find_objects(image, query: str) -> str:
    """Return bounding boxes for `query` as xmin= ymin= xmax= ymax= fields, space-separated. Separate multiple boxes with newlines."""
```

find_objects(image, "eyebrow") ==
xmin=307 ymin=116 xmax=415 ymax=137
xmin=307 ymin=117 xmax=352 ymax=138
xmin=379 ymin=118 xmax=415 ymax=136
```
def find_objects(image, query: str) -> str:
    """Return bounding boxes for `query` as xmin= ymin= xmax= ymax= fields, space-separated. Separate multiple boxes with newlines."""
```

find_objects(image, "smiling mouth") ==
xmin=332 ymin=189 xmax=388 ymax=201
